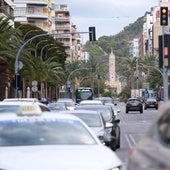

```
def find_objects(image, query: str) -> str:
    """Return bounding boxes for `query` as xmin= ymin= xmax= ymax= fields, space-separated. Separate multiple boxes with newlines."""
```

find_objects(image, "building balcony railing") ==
xmin=55 ymin=25 xmax=70 ymax=30
xmin=23 ymin=0 xmax=48 ymax=6
xmin=55 ymin=17 xmax=70 ymax=22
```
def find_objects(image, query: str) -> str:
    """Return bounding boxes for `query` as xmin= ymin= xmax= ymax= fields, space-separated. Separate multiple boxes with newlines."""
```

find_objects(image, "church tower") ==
xmin=109 ymin=48 xmax=116 ymax=84
xmin=107 ymin=49 xmax=121 ymax=94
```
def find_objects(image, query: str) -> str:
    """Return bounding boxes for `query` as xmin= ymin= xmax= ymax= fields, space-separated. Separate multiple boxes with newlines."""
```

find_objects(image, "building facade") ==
xmin=14 ymin=0 xmax=55 ymax=33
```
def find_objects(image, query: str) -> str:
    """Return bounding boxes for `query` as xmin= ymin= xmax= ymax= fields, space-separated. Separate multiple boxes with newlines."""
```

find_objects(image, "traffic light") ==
xmin=158 ymin=34 xmax=170 ymax=69
xmin=160 ymin=7 xmax=168 ymax=26
xmin=89 ymin=27 xmax=96 ymax=41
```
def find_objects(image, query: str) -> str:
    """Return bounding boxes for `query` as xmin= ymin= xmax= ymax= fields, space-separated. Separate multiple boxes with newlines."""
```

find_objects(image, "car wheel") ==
xmin=144 ymin=107 xmax=147 ymax=110
xmin=140 ymin=108 xmax=143 ymax=113
xmin=126 ymin=108 xmax=128 ymax=113
xmin=116 ymin=135 xmax=120 ymax=149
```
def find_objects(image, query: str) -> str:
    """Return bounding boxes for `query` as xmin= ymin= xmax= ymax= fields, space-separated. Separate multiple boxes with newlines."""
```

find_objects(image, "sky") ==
xmin=56 ymin=0 xmax=159 ymax=43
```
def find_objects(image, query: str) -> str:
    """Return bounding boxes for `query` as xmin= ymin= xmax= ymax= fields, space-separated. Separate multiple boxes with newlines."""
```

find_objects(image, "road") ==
xmin=114 ymin=102 xmax=158 ymax=169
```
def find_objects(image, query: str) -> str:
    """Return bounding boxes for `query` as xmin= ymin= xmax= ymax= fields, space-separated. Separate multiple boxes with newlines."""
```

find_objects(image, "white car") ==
xmin=127 ymin=101 xmax=170 ymax=170
xmin=79 ymin=100 xmax=103 ymax=105
xmin=57 ymin=98 xmax=76 ymax=110
xmin=0 ymin=112 xmax=123 ymax=170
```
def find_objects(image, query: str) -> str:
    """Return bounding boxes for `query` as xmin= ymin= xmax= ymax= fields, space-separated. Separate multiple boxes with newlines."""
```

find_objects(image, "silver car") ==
xmin=0 ymin=111 xmax=123 ymax=170
xmin=127 ymin=101 xmax=170 ymax=170
xmin=59 ymin=109 xmax=114 ymax=145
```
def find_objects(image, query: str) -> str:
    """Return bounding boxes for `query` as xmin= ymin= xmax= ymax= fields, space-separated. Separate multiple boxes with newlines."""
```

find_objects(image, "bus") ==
xmin=75 ymin=87 xmax=93 ymax=104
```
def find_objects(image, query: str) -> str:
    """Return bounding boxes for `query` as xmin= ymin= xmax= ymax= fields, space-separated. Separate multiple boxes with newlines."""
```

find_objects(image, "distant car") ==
xmin=98 ymin=97 xmax=114 ymax=104
xmin=57 ymin=98 xmax=76 ymax=110
xmin=75 ymin=104 xmax=120 ymax=150
xmin=104 ymin=103 xmax=121 ymax=116
xmin=79 ymin=100 xmax=103 ymax=105
xmin=47 ymin=102 xmax=67 ymax=111
xmin=0 ymin=111 xmax=123 ymax=170
xmin=59 ymin=109 xmax=113 ymax=145
xmin=127 ymin=101 xmax=170 ymax=170
xmin=144 ymin=98 xmax=158 ymax=110
xmin=126 ymin=98 xmax=143 ymax=113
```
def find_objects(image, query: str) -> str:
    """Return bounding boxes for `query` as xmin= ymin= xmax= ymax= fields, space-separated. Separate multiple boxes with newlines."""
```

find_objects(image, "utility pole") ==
xmin=160 ymin=6 xmax=169 ymax=101
xmin=162 ymin=26 xmax=169 ymax=101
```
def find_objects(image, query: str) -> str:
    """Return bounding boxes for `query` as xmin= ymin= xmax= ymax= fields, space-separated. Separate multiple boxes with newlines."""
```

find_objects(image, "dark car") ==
xmin=144 ymin=98 xmax=158 ymax=110
xmin=126 ymin=98 xmax=143 ymax=114
xmin=75 ymin=104 xmax=120 ymax=150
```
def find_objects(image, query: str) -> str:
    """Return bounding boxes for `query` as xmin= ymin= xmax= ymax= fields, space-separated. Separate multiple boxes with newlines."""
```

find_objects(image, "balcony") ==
xmin=16 ymin=0 xmax=48 ymax=6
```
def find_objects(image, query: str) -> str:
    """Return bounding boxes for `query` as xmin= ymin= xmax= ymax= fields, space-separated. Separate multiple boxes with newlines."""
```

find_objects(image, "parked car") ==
xmin=58 ymin=109 xmax=113 ymax=145
xmin=0 ymin=111 xmax=123 ymax=170
xmin=144 ymin=98 xmax=158 ymax=110
xmin=127 ymin=101 xmax=170 ymax=170
xmin=126 ymin=98 xmax=143 ymax=113
xmin=75 ymin=104 xmax=120 ymax=150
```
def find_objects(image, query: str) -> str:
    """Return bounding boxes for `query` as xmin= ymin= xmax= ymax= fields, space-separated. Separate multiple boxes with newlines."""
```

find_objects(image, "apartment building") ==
xmin=54 ymin=4 xmax=83 ymax=60
xmin=14 ymin=0 xmax=55 ymax=33
xmin=0 ymin=0 xmax=14 ymax=18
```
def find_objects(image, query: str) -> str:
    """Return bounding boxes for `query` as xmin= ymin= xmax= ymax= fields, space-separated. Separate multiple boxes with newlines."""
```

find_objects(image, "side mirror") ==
xmin=112 ymin=119 xmax=120 ymax=124
xmin=117 ymin=109 xmax=120 ymax=113
xmin=105 ymin=122 xmax=113 ymax=128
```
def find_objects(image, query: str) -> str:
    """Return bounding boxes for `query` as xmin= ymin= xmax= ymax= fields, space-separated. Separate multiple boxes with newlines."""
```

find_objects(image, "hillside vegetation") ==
xmin=84 ymin=15 xmax=145 ymax=73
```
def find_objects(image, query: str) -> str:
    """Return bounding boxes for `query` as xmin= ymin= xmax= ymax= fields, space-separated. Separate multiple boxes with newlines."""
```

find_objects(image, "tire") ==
xmin=140 ymin=108 xmax=143 ymax=113
xmin=144 ymin=107 xmax=147 ymax=110
xmin=126 ymin=108 xmax=128 ymax=113
xmin=116 ymin=135 xmax=120 ymax=149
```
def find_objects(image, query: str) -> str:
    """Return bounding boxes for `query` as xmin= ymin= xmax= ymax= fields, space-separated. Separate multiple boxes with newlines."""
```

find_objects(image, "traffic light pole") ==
xmin=162 ymin=26 xmax=169 ymax=101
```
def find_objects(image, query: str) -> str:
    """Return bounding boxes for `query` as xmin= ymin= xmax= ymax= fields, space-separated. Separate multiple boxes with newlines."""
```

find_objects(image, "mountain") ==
xmin=83 ymin=15 xmax=145 ymax=71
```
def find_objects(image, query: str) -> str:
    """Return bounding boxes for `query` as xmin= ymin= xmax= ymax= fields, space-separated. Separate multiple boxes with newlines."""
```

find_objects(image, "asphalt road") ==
xmin=114 ymin=102 xmax=159 ymax=169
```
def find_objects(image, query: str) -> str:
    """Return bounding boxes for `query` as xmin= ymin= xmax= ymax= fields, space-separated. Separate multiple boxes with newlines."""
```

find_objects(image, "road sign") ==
xmin=31 ymin=86 xmax=38 ymax=92
xmin=32 ymin=80 xmax=38 ymax=86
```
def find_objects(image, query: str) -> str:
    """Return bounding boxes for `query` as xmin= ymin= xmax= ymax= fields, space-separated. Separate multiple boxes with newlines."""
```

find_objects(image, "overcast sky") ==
xmin=56 ymin=0 xmax=159 ymax=43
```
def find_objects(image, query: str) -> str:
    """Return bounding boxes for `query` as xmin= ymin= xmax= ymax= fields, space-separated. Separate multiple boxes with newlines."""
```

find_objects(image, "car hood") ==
xmin=0 ymin=145 xmax=122 ymax=170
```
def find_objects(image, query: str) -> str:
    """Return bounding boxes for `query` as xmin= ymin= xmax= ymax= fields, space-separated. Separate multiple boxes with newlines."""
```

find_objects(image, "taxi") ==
xmin=0 ymin=111 xmax=123 ymax=170
xmin=0 ymin=101 xmax=50 ymax=114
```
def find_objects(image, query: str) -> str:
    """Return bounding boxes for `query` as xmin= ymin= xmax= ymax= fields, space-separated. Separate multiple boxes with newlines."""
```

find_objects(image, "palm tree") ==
xmin=0 ymin=16 xmax=24 ymax=99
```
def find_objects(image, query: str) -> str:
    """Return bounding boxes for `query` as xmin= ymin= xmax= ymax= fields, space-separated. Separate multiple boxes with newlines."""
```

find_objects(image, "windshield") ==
xmin=72 ymin=113 xmax=102 ymax=127
xmin=0 ymin=118 xmax=97 ymax=146
xmin=0 ymin=105 xmax=21 ymax=114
